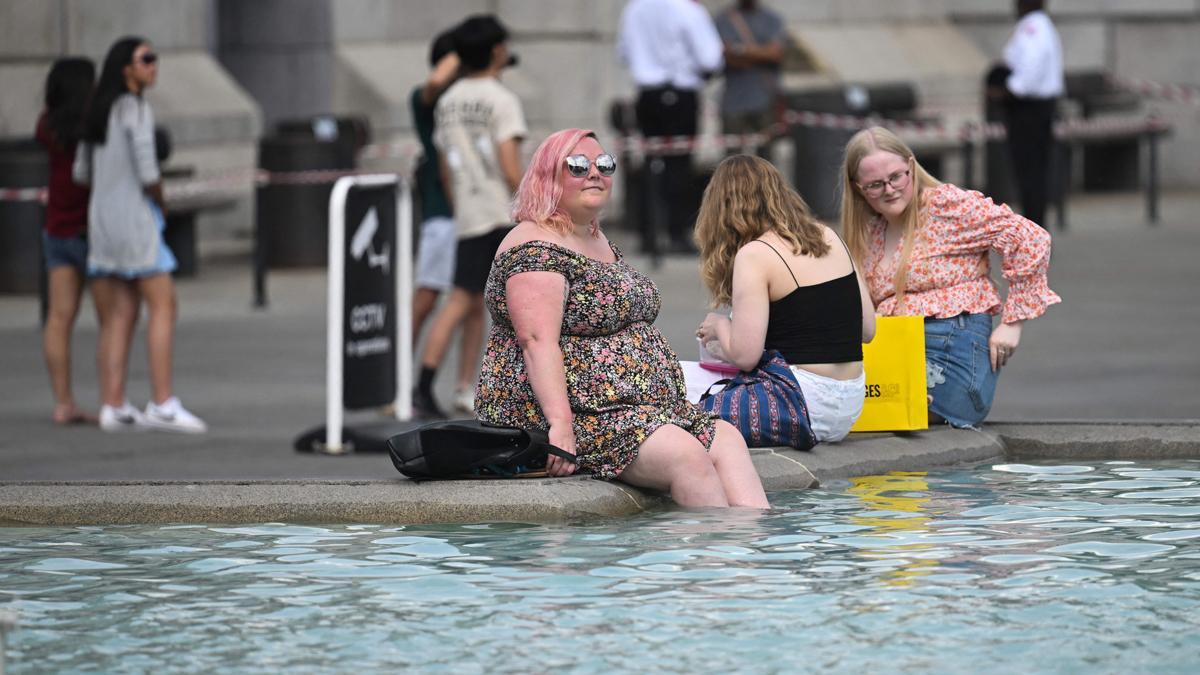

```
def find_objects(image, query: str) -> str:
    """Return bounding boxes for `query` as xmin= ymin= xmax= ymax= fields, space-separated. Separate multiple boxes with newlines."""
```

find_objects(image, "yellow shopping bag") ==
xmin=850 ymin=316 xmax=928 ymax=432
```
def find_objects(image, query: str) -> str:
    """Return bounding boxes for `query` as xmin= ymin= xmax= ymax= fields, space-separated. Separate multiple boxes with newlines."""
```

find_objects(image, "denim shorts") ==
xmin=415 ymin=216 xmax=456 ymax=291
xmin=88 ymin=202 xmax=177 ymax=279
xmin=43 ymin=231 xmax=88 ymax=271
xmin=925 ymin=313 xmax=999 ymax=429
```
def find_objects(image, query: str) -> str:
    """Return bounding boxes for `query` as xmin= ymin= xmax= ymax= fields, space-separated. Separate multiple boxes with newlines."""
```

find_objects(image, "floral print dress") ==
xmin=475 ymin=240 xmax=717 ymax=479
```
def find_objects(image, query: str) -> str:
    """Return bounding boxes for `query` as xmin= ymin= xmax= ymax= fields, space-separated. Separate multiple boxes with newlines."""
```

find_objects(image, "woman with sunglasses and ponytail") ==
xmin=75 ymin=36 xmax=206 ymax=433
xmin=840 ymin=126 xmax=1060 ymax=429
xmin=474 ymin=128 xmax=768 ymax=508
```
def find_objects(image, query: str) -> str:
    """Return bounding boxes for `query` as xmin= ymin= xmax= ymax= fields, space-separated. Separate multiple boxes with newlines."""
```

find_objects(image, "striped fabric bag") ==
xmin=697 ymin=350 xmax=817 ymax=451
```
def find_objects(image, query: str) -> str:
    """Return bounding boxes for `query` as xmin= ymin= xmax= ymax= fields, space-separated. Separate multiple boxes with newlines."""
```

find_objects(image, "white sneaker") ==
xmin=453 ymin=387 xmax=475 ymax=414
xmin=142 ymin=397 xmax=208 ymax=434
xmin=99 ymin=402 xmax=147 ymax=432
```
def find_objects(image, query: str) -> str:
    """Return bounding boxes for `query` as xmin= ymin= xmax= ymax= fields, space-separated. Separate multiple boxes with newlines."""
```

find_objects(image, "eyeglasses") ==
xmin=139 ymin=52 xmax=158 ymax=66
xmin=858 ymin=169 xmax=910 ymax=197
xmin=564 ymin=153 xmax=616 ymax=178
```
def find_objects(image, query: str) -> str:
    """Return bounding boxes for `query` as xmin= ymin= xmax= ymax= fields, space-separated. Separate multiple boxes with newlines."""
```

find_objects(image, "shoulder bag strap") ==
xmin=728 ymin=10 xmax=782 ymax=102
xmin=728 ymin=10 xmax=758 ymax=48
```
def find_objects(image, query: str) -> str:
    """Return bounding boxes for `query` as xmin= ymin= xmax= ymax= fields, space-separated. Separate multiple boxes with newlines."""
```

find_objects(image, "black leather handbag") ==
xmin=387 ymin=419 xmax=576 ymax=480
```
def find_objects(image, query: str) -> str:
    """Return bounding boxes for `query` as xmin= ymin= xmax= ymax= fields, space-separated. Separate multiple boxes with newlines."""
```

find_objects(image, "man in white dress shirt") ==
xmin=618 ymin=0 xmax=723 ymax=254
xmin=1002 ymin=0 xmax=1063 ymax=228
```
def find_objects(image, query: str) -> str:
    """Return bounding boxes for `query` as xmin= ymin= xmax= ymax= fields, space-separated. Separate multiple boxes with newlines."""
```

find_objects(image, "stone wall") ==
xmin=952 ymin=1 xmax=1200 ymax=187
xmin=2 ymin=0 xmax=1198 ymax=256
xmin=0 ymin=0 xmax=261 ymax=247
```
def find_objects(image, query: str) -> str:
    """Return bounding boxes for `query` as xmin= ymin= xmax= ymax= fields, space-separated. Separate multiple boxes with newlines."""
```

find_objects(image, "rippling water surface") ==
xmin=3 ymin=460 xmax=1200 ymax=673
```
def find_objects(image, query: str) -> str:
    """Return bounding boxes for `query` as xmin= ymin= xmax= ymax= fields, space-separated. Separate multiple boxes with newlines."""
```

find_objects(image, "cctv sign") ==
xmin=342 ymin=185 xmax=397 ymax=409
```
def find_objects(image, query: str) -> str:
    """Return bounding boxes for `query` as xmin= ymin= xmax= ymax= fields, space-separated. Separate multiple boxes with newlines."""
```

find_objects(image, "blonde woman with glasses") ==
xmin=840 ymin=126 xmax=1060 ymax=429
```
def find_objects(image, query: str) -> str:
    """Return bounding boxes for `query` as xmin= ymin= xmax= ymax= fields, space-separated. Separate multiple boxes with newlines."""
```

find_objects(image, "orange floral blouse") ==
xmin=864 ymin=183 xmax=1061 ymax=323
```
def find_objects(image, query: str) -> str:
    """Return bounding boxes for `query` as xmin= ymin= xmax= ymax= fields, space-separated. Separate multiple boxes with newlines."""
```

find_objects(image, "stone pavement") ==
xmin=0 ymin=189 xmax=1197 ymax=521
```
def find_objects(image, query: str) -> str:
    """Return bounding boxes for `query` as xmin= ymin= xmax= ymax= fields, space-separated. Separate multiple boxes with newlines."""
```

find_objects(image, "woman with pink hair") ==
xmin=474 ymin=129 xmax=768 ymax=508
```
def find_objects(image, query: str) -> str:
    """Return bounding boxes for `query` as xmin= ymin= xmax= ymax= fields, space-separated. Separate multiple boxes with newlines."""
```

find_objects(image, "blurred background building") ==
xmin=1 ymin=0 xmax=1198 ymax=255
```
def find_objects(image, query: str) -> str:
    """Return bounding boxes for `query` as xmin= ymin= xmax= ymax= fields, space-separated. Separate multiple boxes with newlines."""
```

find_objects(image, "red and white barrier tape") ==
xmin=619 ymin=109 xmax=1169 ymax=155
xmin=2 ymin=166 xmax=404 ymax=204
xmin=0 ymin=115 xmax=1172 ymax=201
xmin=1108 ymin=75 xmax=1200 ymax=106
xmin=359 ymin=140 xmax=421 ymax=161
xmin=0 ymin=187 xmax=47 ymax=203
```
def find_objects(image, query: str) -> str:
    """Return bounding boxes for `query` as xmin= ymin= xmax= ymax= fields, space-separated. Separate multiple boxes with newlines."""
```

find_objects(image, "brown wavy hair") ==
xmin=695 ymin=155 xmax=829 ymax=307
xmin=839 ymin=126 xmax=941 ymax=313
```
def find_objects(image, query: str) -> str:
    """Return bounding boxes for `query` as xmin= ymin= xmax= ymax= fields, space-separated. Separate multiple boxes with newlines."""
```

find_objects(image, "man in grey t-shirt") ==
xmin=715 ymin=0 xmax=786 ymax=136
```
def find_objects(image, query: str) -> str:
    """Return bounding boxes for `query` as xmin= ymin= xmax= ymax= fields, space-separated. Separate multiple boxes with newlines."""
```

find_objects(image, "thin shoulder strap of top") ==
xmin=751 ymin=239 xmax=801 ymax=289
xmin=831 ymin=230 xmax=859 ymax=276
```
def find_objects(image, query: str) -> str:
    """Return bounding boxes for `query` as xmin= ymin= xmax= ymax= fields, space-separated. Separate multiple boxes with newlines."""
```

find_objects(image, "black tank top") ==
xmin=756 ymin=238 xmax=864 ymax=364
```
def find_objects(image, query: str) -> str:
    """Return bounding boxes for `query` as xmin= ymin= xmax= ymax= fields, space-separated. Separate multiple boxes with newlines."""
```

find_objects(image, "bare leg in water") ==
xmin=618 ymin=422 xmax=769 ymax=508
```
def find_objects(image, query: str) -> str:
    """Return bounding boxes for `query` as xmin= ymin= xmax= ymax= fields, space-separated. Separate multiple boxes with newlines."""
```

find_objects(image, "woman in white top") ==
xmin=75 ymin=36 xmax=205 ymax=433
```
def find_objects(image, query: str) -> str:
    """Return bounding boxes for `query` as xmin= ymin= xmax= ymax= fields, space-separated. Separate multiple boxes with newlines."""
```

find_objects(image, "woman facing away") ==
xmin=840 ymin=126 xmax=1060 ymax=428
xmin=36 ymin=57 xmax=96 ymax=425
xmin=474 ymin=128 xmax=768 ymax=508
xmin=74 ymin=36 xmax=206 ymax=433
xmin=694 ymin=155 xmax=876 ymax=444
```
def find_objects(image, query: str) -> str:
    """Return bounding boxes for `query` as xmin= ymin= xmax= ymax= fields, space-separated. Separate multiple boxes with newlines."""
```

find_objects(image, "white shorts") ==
xmin=789 ymin=367 xmax=866 ymax=443
xmin=415 ymin=216 xmax=456 ymax=291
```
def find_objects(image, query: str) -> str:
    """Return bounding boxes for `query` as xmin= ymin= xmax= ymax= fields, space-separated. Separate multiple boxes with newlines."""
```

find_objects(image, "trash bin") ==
xmin=160 ymin=165 xmax=198 ymax=277
xmin=1066 ymin=72 xmax=1141 ymax=192
xmin=0 ymin=139 xmax=49 ymax=294
xmin=275 ymin=115 xmax=370 ymax=169
xmin=256 ymin=129 xmax=356 ymax=268
xmin=785 ymin=84 xmax=919 ymax=221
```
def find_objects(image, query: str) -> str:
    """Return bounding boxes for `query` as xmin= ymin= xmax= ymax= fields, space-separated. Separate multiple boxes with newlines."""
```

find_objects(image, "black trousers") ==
xmin=1004 ymin=97 xmax=1056 ymax=228
xmin=636 ymin=86 xmax=699 ymax=249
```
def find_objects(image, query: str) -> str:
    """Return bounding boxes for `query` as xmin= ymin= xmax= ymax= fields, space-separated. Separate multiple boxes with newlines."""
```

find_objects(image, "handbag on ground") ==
xmin=387 ymin=419 xmax=576 ymax=480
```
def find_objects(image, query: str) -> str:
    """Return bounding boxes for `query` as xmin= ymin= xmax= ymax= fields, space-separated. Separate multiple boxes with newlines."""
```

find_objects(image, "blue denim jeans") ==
xmin=925 ymin=313 xmax=998 ymax=428
xmin=42 ymin=231 xmax=88 ymax=271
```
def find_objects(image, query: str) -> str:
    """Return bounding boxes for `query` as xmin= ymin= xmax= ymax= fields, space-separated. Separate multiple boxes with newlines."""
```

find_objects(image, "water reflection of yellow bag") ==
xmin=851 ymin=316 xmax=928 ymax=432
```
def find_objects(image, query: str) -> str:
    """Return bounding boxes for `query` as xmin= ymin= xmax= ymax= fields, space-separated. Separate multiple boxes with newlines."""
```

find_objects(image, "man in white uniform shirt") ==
xmin=415 ymin=15 xmax=527 ymax=418
xmin=618 ymin=0 xmax=723 ymax=254
xmin=1002 ymin=0 xmax=1063 ymax=228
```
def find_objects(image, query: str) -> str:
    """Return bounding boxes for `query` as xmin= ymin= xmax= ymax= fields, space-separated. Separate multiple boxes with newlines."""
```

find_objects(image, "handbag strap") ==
xmin=474 ymin=443 xmax=577 ymax=478
xmin=546 ymin=446 xmax=577 ymax=464
xmin=699 ymin=378 xmax=734 ymax=402
xmin=464 ymin=438 xmax=577 ymax=474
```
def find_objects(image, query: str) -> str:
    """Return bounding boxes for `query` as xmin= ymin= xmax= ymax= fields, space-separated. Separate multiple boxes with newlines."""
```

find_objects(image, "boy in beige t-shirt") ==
xmin=415 ymin=15 xmax=527 ymax=418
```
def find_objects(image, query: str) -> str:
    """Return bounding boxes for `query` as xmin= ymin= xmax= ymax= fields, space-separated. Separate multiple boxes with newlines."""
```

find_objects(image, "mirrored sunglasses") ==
xmin=564 ymin=153 xmax=616 ymax=178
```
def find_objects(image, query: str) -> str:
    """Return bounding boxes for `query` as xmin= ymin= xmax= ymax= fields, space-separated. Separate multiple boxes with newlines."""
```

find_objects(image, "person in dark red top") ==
xmin=35 ymin=57 xmax=96 ymax=425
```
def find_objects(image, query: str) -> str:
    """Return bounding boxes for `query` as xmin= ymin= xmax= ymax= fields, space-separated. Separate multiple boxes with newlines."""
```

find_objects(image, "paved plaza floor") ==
xmin=1 ymin=190 xmax=1197 ymax=481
